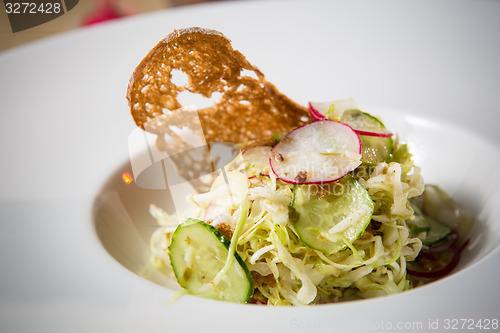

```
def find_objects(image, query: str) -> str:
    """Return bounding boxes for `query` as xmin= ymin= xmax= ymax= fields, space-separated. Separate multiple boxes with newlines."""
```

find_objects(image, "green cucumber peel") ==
xmin=290 ymin=175 xmax=374 ymax=254
xmin=168 ymin=215 xmax=254 ymax=303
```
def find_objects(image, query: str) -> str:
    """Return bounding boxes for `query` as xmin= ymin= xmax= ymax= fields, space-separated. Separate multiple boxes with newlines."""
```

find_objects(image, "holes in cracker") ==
xmin=177 ymin=90 xmax=223 ymax=109
xmin=171 ymin=69 xmax=189 ymax=87
xmin=236 ymin=84 xmax=245 ymax=93
xmin=240 ymin=69 xmax=259 ymax=80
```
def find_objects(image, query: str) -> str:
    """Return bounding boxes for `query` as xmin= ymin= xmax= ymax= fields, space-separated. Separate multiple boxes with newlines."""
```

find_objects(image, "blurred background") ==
xmin=0 ymin=0 xmax=222 ymax=51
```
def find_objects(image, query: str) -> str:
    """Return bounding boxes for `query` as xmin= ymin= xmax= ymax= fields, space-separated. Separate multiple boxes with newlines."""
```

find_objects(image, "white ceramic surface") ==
xmin=1 ymin=0 xmax=500 ymax=332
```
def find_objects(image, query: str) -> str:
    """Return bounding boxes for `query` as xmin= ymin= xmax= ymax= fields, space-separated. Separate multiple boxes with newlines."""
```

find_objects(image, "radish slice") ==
xmin=407 ymin=239 xmax=469 ymax=279
xmin=308 ymin=102 xmax=326 ymax=121
xmin=340 ymin=109 xmax=393 ymax=138
xmin=247 ymin=174 xmax=269 ymax=180
xmin=407 ymin=247 xmax=460 ymax=279
xmin=354 ymin=129 xmax=393 ymax=138
xmin=308 ymin=98 xmax=359 ymax=121
xmin=270 ymin=120 xmax=362 ymax=184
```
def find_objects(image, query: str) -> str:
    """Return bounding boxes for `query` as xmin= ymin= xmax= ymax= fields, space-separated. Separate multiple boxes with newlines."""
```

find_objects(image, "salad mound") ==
xmin=127 ymin=28 xmax=472 ymax=305
xmin=149 ymin=99 xmax=472 ymax=305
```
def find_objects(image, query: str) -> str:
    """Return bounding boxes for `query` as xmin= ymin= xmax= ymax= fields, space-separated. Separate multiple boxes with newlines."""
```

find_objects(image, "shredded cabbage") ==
xmin=150 ymin=135 xmax=425 ymax=305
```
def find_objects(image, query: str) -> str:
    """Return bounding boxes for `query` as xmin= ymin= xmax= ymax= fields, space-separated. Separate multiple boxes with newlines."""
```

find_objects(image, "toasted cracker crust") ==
xmin=127 ymin=27 xmax=310 ymax=147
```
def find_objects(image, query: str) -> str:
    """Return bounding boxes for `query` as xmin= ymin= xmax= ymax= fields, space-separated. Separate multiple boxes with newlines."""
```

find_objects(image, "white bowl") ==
xmin=93 ymin=108 xmax=500 ymax=298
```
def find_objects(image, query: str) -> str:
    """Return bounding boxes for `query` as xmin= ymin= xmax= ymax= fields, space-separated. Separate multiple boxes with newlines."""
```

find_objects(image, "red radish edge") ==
xmin=354 ymin=129 xmax=393 ymax=138
xmin=407 ymin=238 xmax=470 ymax=279
xmin=309 ymin=102 xmax=393 ymax=138
xmin=407 ymin=248 xmax=460 ymax=279
xmin=308 ymin=102 xmax=326 ymax=121
xmin=420 ymin=232 xmax=458 ymax=254
xmin=269 ymin=120 xmax=362 ymax=185
xmin=248 ymin=174 xmax=270 ymax=180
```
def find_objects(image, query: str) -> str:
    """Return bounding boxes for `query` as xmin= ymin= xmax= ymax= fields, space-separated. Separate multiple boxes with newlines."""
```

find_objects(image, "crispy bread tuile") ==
xmin=127 ymin=27 xmax=310 ymax=147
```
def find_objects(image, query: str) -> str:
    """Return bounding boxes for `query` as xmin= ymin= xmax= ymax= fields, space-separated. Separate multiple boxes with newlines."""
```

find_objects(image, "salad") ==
xmin=149 ymin=98 xmax=472 ymax=305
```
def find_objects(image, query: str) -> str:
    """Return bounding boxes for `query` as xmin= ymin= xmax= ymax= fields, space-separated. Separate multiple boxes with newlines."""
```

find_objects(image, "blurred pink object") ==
xmin=82 ymin=0 xmax=136 ymax=26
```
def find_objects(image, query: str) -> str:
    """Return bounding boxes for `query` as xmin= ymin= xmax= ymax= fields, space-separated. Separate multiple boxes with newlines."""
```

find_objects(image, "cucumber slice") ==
xmin=406 ymin=204 xmax=431 ymax=234
xmin=290 ymin=175 xmax=374 ymax=254
xmin=407 ymin=205 xmax=452 ymax=247
xmin=168 ymin=218 xmax=254 ymax=303
xmin=413 ymin=184 xmax=474 ymax=242
xmin=422 ymin=216 xmax=452 ymax=246
xmin=359 ymin=135 xmax=393 ymax=165
xmin=340 ymin=109 xmax=393 ymax=138
xmin=340 ymin=110 xmax=393 ymax=165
